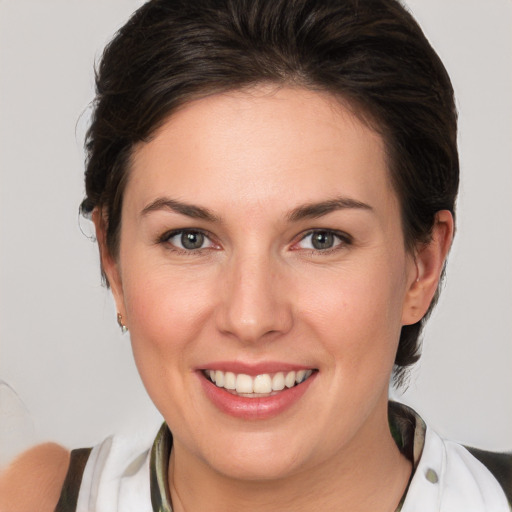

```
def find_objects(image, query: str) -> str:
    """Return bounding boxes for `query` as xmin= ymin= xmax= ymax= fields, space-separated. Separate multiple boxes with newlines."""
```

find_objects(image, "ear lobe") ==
xmin=402 ymin=210 xmax=454 ymax=325
xmin=92 ymin=208 xmax=127 ymax=321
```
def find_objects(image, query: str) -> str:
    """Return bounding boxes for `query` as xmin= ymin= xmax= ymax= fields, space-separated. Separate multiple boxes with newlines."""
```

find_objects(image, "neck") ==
xmin=168 ymin=401 xmax=412 ymax=512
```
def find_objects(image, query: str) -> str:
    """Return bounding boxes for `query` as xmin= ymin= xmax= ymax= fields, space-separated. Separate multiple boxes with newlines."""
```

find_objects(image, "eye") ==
xmin=295 ymin=230 xmax=350 ymax=251
xmin=161 ymin=229 xmax=216 ymax=251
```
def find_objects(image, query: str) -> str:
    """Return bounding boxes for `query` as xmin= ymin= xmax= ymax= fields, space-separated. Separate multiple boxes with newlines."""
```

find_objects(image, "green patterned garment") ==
xmin=148 ymin=402 xmax=426 ymax=512
xmin=56 ymin=401 xmax=511 ymax=511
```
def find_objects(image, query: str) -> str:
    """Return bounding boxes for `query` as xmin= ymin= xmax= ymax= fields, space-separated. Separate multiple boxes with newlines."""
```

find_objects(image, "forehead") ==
xmin=127 ymin=86 xmax=395 ymax=217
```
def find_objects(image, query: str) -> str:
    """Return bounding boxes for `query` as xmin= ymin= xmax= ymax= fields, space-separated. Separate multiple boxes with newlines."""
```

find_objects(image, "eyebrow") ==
xmin=287 ymin=196 xmax=373 ymax=221
xmin=141 ymin=195 xmax=372 ymax=223
xmin=141 ymin=197 xmax=220 ymax=222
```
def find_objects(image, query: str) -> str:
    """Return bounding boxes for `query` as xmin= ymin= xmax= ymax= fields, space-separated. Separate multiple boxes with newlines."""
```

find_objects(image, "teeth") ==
xmin=253 ymin=374 xmax=272 ymax=394
xmin=215 ymin=370 xmax=224 ymax=387
xmin=204 ymin=369 xmax=314 ymax=395
xmin=285 ymin=371 xmax=296 ymax=388
xmin=224 ymin=371 xmax=236 ymax=390
xmin=272 ymin=372 xmax=285 ymax=391
xmin=236 ymin=374 xmax=253 ymax=394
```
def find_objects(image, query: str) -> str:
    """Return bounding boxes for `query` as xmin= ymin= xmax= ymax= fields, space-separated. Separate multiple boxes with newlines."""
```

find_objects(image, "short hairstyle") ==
xmin=81 ymin=0 xmax=459 ymax=385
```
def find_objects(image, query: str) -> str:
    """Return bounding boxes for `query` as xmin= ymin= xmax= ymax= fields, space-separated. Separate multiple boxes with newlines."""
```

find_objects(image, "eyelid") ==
xmin=157 ymin=227 xmax=351 ymax=254
xmin=291 ymin=229 xmax=353 ymax=251
xmin=158 ymin=228 xmax=220 ymax=251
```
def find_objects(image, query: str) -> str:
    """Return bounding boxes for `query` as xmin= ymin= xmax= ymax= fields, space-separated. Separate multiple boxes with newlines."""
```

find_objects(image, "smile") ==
xmin=204 ymin=369 xmax=314 ymax=397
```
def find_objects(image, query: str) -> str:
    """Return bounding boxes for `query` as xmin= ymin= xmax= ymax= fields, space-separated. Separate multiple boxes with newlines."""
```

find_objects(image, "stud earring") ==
xmin=117 ymin=313 xmax=128 ymax=334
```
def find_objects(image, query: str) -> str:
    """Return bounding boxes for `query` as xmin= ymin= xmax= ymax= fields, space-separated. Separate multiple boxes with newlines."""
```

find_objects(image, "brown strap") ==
xmin=54 ymin=448 xmax=92 ymax=512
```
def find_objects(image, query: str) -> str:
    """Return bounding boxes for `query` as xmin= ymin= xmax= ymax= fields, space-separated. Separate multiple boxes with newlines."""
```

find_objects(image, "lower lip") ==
xmin=198 ymin=371 xmax=317 ymax=420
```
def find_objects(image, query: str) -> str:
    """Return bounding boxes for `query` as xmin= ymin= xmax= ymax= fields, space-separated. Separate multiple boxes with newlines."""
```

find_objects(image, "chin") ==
xmin=212 ymin=450 xmax=305 ymax=482
xmin=193 ymin=427 xmax=312 ymax=482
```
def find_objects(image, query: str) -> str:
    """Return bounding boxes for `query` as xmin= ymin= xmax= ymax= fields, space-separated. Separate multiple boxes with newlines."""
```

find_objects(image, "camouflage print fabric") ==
xmin=57 ymin=401 xmax=510 ymax=510
xmin=148 ymin=401 xmax=426 ymax=512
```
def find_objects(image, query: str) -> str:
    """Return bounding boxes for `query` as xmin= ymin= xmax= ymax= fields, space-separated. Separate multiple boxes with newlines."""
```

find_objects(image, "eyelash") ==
xmin=157 ymin=229 xmax=219 ymax=255
xmin=157 ymin=228 xmax=352 ymax=255
xmin=293 ymin=229 xmax=352 ymax=254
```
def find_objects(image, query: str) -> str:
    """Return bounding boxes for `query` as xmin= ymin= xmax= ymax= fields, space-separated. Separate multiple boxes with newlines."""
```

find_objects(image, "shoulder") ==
xmin=404 ymin=425 xmax=511 ymax=511
xmin=71 ymin=431 xmax=156 ymax=511
xmin=0 ymin=442 xmax=70 ymax=512
xmin=391 ymin=402 xmax=511 ymax=511
xmin=443 ymin=440 xmax=511 ymax=509
xmin=0 ymin=425 xmax=161 ymax=512
xmin=465 ymin=445 xmax=512 ymax=501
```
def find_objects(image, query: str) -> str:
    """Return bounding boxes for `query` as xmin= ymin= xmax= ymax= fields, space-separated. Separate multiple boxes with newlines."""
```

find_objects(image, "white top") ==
xmin=402 ymin=427 xmax=509 ymax=511
xmin=74 ymin=412 xmax=509 ymax=512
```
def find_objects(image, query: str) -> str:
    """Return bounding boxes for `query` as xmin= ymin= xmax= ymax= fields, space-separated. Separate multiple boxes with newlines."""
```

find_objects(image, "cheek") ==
xmin=299 ymin=260 xmax=407 ymax=366
xmin=121 ymin=262 xmax=217 ymax=372
xmin=120 ymin=263 xmax=222 ymax=421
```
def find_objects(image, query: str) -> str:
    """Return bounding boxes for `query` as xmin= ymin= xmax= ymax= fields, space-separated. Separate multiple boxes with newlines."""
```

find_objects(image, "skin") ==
xmin=91 ymin=86 xmax=453 ymax=512
xmin=0 ymin=443 xmax=69 ymax=512
xmin=0 ymin=86 xmax=453 ymax=512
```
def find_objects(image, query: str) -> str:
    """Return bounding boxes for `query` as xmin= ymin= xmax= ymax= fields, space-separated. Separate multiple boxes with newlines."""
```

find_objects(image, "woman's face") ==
xmin=104 ymin=86 xmax=423 ymax=480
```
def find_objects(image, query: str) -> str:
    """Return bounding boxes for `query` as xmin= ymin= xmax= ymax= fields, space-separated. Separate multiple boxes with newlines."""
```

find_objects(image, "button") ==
xmin=425 ymin=468 xmax=439 ymax=483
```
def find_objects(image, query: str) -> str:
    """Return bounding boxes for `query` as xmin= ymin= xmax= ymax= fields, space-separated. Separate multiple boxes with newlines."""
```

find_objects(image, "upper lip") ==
xmin=197 ymin=361 xmax=316 ymax=376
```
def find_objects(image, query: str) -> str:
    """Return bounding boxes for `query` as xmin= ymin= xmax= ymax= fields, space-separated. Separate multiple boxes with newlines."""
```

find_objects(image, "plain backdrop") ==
xmin=0 ymin=0 xmax=511 ymax=464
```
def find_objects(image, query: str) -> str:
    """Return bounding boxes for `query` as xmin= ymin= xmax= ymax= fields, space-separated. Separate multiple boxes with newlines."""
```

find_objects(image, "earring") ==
xmin=117 ymin=313 xmax=128 ymax=334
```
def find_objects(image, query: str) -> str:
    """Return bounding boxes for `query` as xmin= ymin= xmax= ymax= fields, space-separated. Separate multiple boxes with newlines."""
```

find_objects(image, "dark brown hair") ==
xmin=81 ymin=0 xmax=459 ymax=385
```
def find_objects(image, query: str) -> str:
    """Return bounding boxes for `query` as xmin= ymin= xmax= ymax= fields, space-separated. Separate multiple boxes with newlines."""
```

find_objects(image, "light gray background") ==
xmin=1 ymin=0 xmax=511 ymax=461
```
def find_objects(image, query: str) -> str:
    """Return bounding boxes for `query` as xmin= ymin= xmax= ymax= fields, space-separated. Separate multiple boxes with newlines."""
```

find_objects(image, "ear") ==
xmin=92 ymin=208 xmax=127 ymax=324
xmin=402 ymin=210 xmax=454 ymax=325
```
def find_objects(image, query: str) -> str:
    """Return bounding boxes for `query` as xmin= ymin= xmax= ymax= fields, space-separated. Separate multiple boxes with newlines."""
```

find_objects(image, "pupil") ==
xmin=181 ymin=231 xmax=204 ymax=249
xmin=312 ymin=231 xmax=333 ymax=250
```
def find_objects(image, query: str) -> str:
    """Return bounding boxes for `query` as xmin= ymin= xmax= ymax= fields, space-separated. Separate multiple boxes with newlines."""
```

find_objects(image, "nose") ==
xmin=216 ymin=252 xmax=293 ymax=344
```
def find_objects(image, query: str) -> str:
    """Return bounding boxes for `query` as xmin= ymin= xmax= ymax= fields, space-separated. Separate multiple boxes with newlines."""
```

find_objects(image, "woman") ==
xmin=1 ymin=0 xmax=510 ymax=510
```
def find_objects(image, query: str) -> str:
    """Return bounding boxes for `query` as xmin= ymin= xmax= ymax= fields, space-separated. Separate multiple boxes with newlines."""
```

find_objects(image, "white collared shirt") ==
xmin=74 ymin=408 xmax=510 ymax=511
